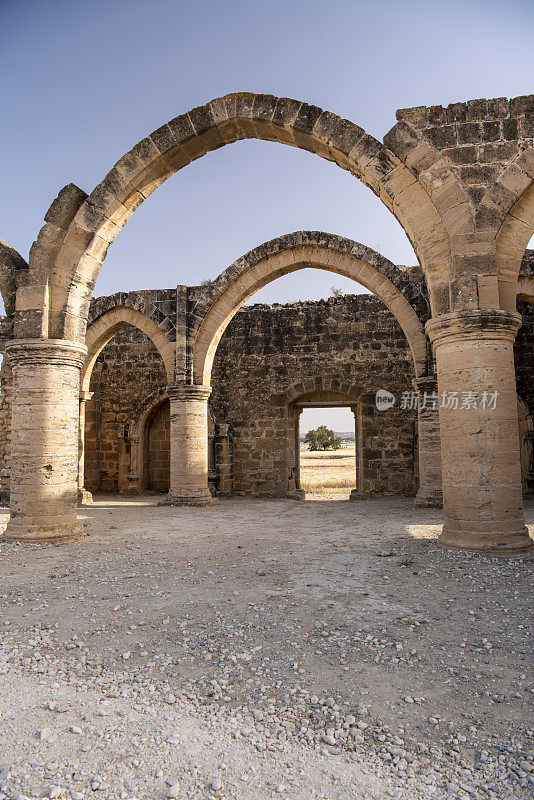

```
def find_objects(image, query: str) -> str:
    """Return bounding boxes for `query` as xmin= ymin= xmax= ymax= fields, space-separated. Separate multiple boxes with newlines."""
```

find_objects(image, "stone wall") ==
xmin=146 ymin=401 xmax=171 ymax=492
xmin=1 ymin=278 xmax=531 ymax=501
xmin=85 ymin=328 xmax=167 ymax=493
xmin=81 ymin=285 xmax=534 ymax=499
xmin=84 ymin=293 xmax=420 ymax=497
xmin=210 ymin=294 xmax=418 ymax=497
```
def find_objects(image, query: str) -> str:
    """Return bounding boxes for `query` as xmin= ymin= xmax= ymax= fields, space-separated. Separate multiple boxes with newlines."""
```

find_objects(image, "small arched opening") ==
xmin=83 ymin=326 xmax=169 ymax=496
xmin=142 ymin=398 xmax=171 ymax=493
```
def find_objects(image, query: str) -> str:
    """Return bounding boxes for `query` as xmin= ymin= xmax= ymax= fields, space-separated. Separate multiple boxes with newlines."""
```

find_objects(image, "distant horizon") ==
xmin=300 ymin=407 xmax=355 ymax=435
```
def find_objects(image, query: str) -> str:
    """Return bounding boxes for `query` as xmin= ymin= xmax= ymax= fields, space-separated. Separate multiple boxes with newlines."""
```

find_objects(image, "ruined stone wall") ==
xmin=85 ymin=293 xmax=420 ymax=497
xmin=210 ymin=294 xmax=418 ymax=496
xmin=85 ymin=329 xmax=167 ymax=493
xmin=83 ymin=287 xmax=534 ymax=498
xmin=0 ymin=279 xmax=529 ymax=500
xmin=0 ymin=359 xmax=12 ymax=503
xmin=516 ymin=301 xmax=534 ymax=419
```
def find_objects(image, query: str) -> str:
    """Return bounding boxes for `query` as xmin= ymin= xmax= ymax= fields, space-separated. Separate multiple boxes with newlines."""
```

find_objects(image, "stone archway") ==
xmin=34 ymin=93 xmax=454 ymax=349
xmin=3 ymin=92 xmax=534 ymax=553
xmin=178 ymin=238 xmax=440 ymax=509
xmin=125 ymin=388 xmax=169 ymax=495
xmin=81 ymin=305 xmax=175 ymax=392
xmin=79 ymin=308 xmax=174 ymax=501
xmin=192 ymin=233 xmax=429 ymax=386
xmin=185 ymin=236 xmax=440 ymax=509
xmin=143 ymin=398 xmax=171 ymax=493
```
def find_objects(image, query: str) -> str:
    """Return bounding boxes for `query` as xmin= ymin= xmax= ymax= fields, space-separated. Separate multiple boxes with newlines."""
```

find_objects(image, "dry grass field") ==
xmin=299 ymin=444 xmax=356 ymax=496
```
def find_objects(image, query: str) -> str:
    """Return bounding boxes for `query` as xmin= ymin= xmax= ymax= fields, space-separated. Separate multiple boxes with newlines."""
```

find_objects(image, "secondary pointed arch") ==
xmin=192 ymin=232 xmax=429 ymax=385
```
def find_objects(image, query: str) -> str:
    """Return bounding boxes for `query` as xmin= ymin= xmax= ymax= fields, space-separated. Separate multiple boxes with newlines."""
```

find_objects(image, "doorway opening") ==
xmin=142 ymin=398 xmax=171 ymax=493
xmin=290 ymin=391 xmax=360 ymax=501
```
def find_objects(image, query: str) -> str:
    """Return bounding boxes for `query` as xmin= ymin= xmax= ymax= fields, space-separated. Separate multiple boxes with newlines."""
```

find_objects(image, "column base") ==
xmin=159 ymin=492 xmax=217 ymax=507
xmin=438 ymin=521 xmax=533 ymax=556
xmin=414 ymin=488 xmax=443 ymax=508
xmin=77 ymin=489 xmax=93 ymax=505
xmin=287 ymin=489 xmax=306 ymax=500
xmin=349 ymin=489 xmax=370 ymax=501
xmin=3 ymin=518 xmax=84 ymax=544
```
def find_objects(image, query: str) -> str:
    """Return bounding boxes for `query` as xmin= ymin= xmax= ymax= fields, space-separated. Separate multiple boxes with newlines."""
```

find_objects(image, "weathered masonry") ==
xmin=72 ymin=284 xmax=533 ymax=503
xmin=84 ymin=288 xmax=427 ymax=500
xmin=1 ymin=92 xmax=534 ymax=555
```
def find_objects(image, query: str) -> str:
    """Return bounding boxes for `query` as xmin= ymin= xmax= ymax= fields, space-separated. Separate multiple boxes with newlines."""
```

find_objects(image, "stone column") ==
xmin=286 ymin=406 xmax=304 ymax=499
xmin=161 ymin=383 xmax=215 ymax=505
xmin=349 ymin=403 xmax=370 ymax=500
xmin=426 ymin=310 xmax=532 ymax=554
xmin=414 ymin=377 xmax=443 ymax=508
xmin=77 ymin=390 xmax=93 ymax=505
xmin=214 ymin=423 xmax=232 ymax=495
xmin=127 ymin=433 xmax=141 ymax=493
xmin=3 ymin=339 xmax=87 ymax=543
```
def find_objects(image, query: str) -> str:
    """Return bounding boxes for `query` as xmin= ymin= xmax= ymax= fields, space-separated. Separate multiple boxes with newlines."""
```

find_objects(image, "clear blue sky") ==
xmin=2 ymin=0 xmax=533 ymax=309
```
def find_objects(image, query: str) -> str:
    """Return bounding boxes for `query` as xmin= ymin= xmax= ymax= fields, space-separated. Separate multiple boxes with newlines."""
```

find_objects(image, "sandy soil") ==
xmin=0 ymin=495 xmax=533 ymax=800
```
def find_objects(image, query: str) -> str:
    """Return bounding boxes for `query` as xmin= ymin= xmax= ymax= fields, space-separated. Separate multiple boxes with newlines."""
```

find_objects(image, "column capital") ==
xmin=426 ymin=310 xmax=522 ymax=348
xmin=80 ymin=390 xmax=94 ymax=402
xmin=167 ymin=383 xmax=212 ymax=401
xmin=5 ymin=339 xmax=87 ymax=368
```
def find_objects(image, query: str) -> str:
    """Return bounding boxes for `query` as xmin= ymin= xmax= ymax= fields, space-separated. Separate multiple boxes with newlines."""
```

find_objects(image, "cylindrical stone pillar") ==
xmin=214 ymin=423 xmax=232 ymax=495
xmin=426 ymin=310 xmax=532 ymax=555
xmin=3 ymin=339 xmax=87 ymax=543
xmin=161 ymin=383 xmax=215 ymax=506
xmin=414 ymin=376 xmax=443 ymax=508
xmin=78 ymin=390 xmax=93 ymax=505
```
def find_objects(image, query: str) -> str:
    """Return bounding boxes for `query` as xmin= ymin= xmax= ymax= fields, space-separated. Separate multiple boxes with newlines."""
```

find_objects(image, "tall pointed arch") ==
xmin=26 ymin=93 xmax=453 ymax=345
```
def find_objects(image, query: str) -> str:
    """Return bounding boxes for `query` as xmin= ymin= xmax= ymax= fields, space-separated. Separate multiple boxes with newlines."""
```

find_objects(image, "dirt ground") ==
xmin=299 ymin=446 xmax=355 ymax=496
xmin=0 ymin=494 xmax=533 ymax=800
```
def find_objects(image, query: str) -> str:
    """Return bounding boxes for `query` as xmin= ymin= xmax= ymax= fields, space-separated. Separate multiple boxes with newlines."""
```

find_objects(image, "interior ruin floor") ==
xmin=0 ymin=495 xmax=533 ymax=800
